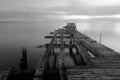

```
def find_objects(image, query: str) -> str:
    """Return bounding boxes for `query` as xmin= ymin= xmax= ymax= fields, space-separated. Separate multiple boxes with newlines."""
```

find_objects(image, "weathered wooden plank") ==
xmin=80 ymin=41 xmax=104 ymax=57
xmin=44 ymin=35 xmax=71 ymax=39
xmin=34 ymin=31 xmax=58 ymax=80
xmin=75 ymin=40 xmax=93 ymax=65
xmin=50 ymin=32 xmax=68 ymax=34
xmin=80 ymin=39 xmax=119 ymax=56
xmin=50 ymin=44 xmax=76 ymax=48
xmin=67 ymin=68 xmax=120 ymax=80
xmin=72 ymin=30 xmax=120 ymax=57
xmin=0 ymin=68 xmax=13 ymax=80
xmin=34 ymin=58 xmax=45 ymax=80
xmin=90 ymin=55 xmax=120 ymax=60
xmin=67 ymin=69 xmax=120 ymax=74
xmin=72 ymin=31 xmax=103 ymax=57
xmin=44 ymin=32 xmax=58 ymax=58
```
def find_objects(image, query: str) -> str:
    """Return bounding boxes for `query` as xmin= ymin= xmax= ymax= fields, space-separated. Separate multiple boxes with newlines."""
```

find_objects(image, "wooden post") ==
xmin=19 ymin=47 xmax=28 ymax=71
xmin=99 ymin=32 xmax=102 ymax=44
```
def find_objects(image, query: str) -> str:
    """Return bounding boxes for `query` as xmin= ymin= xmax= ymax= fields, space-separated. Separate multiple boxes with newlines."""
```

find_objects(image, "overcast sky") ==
xmin=0 ymin=0 xmax=120 ymax=31
xmin=1 ymin=0 xmax=120 ymax=19
xmin=0 ymin=1 xmax=119 ymax=30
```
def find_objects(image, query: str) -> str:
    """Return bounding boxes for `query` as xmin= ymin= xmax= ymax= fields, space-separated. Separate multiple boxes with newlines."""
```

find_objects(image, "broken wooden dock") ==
xmin=0 ymin=68 xmax=13 ymax=80
xmin=34 ymin=23 xmax=120 ymax=80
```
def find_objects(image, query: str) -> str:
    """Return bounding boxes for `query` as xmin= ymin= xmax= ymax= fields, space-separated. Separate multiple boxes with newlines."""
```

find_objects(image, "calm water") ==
xmin=0 ymin=21 xmax=120 ymax=70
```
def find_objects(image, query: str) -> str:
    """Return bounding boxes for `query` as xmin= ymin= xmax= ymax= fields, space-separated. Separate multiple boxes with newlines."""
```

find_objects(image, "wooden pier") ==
xmin=34 ymin=23 xmax=120 ymax=80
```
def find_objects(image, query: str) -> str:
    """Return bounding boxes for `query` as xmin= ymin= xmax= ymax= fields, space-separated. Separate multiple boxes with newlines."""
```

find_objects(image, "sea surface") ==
xmin=0 ymin=21 xmax=120 ymax=71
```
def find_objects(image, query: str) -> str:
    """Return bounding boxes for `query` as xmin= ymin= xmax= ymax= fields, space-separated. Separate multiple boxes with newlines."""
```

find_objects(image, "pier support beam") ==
xmin=19 ymin=47 xmax=28 ymax=71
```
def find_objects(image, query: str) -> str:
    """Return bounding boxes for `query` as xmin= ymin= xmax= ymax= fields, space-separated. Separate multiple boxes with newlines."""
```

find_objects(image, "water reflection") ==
xmin=76 ymin=22 xmax=120 ymax=52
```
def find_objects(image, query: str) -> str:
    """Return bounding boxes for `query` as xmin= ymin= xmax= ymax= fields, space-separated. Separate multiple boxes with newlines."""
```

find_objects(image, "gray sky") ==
xmin=1 ymin=0 xmax=120 ymax=15
xmin=0 ymin=0 xmax=120 ymax=23
xmin=0 ymin=0 xmax=120 ymax=22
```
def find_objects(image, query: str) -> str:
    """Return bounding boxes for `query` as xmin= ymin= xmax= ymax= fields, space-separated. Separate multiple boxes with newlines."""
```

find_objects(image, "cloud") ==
xmin=47 ymin=0 xmax=120 ymax=16
xmin=61 ymin=15 xmax=91 ymax=20
xmin=1 ymin=0 xmax=120 ymax=16
xmin=1 ymin=0 xmax=120 ymax=22
xmin=80 ymin=0 xmax=120 ymax=7
xmin=39 ymin=0 xmax=70 ymax=8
